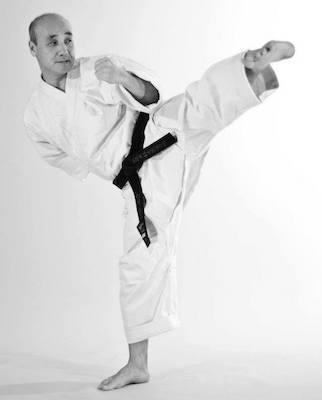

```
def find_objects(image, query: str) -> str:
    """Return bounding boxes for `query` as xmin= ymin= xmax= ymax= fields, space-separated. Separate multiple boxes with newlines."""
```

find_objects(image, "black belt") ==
xmin=113 ymin=112 xmax=177 ymax=247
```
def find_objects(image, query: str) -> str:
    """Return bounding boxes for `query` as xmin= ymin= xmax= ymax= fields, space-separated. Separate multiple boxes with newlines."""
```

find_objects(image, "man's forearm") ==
xmin=121 ymin=71 xmax=160 ymax=106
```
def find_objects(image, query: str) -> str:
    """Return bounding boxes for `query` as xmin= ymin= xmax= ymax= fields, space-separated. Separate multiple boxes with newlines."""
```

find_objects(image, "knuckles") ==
xmin=95 ymin=59 xmax=116 ymax=73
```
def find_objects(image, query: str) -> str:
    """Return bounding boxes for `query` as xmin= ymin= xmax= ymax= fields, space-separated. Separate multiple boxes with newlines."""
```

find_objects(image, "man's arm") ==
xmin=24 ymin=122 xmax=89 ymax=182
xmin=121 ymin=71 xmax=160 ymax=106
xmin=94 ymin=56 xmax=160 ymax=106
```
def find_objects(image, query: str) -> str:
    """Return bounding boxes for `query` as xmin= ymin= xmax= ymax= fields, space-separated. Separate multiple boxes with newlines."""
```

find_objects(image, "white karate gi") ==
xmin=24 ymin=50 xmax=278 ymax=344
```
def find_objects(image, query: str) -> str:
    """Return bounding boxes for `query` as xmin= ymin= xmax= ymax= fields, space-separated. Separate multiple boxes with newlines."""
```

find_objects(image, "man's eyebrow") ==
xmin=47 ymin=32 xmax=73 ymax=40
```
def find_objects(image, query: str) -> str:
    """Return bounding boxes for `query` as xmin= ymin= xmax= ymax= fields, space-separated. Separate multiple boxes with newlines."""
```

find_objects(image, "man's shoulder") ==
xmin=23 ymin=88 xmax=42 ymax=126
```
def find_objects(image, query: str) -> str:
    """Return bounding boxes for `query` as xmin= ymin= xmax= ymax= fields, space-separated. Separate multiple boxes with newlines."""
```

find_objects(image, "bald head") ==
xmin=28 ymin=13 xmax=75 ymax=84
xmin=28 ymin=13 xmax=71 ymax=45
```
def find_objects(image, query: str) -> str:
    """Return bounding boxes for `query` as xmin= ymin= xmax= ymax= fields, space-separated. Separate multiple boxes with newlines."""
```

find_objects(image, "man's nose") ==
xmin=57 ymin=43 xmax=69 ymax=56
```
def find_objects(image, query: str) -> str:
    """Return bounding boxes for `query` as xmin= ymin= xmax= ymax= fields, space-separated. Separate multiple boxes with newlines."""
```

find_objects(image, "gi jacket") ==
xmin=23 ymin=54 xmax=164 ymax=183
xmin=23 ymin=51 xmax=278 ymax=236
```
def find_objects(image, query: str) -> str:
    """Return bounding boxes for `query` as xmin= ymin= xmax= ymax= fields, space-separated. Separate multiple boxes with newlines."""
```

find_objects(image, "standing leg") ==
xmin=98 ymin=339 xmax=149 ymax=391
xmin=98 ymin=185 xmax=182 ymax=391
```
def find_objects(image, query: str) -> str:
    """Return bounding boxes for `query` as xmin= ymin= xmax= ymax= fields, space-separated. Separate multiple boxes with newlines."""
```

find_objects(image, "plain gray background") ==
xmin=1 ymin=0 xmax=321 ymax=380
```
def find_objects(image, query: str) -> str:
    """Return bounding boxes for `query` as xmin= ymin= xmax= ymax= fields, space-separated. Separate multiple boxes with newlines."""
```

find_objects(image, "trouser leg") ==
xmin=119 ymin=188 xmax=183 ymax=344
xmin=176 ymin=50 xmax=279 ymax=208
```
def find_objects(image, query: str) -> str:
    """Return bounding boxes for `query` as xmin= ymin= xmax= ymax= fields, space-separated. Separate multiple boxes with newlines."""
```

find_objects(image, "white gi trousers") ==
xmin=118 ymin=51 xmax=278 ymax=343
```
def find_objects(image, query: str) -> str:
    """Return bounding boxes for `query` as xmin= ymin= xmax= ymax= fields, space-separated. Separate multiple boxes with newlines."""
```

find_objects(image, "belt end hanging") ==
xmin=137 ymin=221 xmax=151 ymax=247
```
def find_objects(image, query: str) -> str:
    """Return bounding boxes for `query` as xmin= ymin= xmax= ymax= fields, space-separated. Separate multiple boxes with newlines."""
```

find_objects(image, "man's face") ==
xmin=29 ymin=16 xmax=75 ymax=78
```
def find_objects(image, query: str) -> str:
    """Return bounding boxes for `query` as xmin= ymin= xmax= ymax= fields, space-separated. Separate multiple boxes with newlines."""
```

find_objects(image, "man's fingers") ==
xmin=95 ymin=57 xmax=113 ymax=67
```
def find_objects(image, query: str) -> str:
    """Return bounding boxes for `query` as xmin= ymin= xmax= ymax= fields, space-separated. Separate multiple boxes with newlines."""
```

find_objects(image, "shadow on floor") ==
xmin=1 ymin=351 xmax=322 ymax=399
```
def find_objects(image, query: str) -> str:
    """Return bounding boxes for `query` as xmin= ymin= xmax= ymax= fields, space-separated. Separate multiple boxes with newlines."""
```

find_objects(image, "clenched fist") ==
xmin=94 ymin=57 xmax=128 ymax=84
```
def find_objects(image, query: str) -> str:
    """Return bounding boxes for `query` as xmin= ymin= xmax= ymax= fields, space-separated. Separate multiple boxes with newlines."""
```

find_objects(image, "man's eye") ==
xmin=48 ymin=39 xmax=72 ymax=46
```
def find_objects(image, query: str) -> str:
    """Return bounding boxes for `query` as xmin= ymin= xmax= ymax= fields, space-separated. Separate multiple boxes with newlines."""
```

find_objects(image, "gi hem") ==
xmin=125 ymin=314 xmax=181 ymax=344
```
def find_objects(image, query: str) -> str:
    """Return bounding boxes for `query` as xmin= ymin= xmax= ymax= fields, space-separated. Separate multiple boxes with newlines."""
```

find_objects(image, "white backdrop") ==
xmin=0 ymin=0 xmax=321 ymax=365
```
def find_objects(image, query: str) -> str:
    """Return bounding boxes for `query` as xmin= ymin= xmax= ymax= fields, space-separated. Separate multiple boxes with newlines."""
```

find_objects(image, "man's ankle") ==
xmin=245 ymin=67 xmax=266 ymax=98
xmin=128 ymin=358 xmax=148 ymax=370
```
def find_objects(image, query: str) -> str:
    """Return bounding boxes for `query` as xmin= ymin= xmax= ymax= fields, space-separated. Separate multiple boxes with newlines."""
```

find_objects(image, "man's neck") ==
xmin=41 ymin=72 xmax=67 ymax=92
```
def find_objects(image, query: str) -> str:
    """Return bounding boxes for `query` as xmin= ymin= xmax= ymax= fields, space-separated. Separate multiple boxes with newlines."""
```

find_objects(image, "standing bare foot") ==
xmin=97 ymin=362 xmax=150 ymax=391
xmin=243 ymin=40 xmax=295 ymax=72
xmin=97 ymin=338 xmax=150 ymax=391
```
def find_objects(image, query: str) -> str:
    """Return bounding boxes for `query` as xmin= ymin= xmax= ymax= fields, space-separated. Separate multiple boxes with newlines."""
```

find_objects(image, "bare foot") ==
xmin=243 ymin=40 xmax=295 ymax=72
xmin=97 ymin=362 xmax=150 ymax=391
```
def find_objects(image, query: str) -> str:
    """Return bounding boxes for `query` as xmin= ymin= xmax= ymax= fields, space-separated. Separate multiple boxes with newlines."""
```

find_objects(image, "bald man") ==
xmin=24 ymin=12 xmax=295 ymax=391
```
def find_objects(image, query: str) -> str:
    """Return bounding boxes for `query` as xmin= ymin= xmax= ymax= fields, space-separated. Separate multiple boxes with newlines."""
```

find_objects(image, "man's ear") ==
xmin=28 ymin=40 xmax=37 ymax=57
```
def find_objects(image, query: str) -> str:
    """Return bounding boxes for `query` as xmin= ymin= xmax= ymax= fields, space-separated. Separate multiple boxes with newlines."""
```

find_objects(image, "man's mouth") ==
xmin=57 ymin=60 xmax=71 ymax=63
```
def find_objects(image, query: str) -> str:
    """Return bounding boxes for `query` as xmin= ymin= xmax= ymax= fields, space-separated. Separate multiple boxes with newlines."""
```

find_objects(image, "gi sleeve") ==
xmin=80 ymin=54 xmax=163 ymax=113
xmin=108 ymin=54 xmax=163 ymax=113
xmin=24 ymin=120 xmax=89 ymax=183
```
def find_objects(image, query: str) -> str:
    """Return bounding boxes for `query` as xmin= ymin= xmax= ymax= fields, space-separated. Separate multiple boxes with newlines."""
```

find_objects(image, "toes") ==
xmin=98 ymin=385 xmax=110 ymax=391
xmin=97 ymin=383 xmax=111 ymax=391
xmin=286 ymin=41 xmax=296 ymax=57
xmin=98 ymin=384 xmax=112 ymax=391
xmin=98 ymin=380 xmax=122 ymax=391
xmin=97 ymin=377 xmax=112 ymax=389
xmin=263 ymin=40 xmax=295 ymax=58
xmin=100 ymin=378 xmax=111 ymax=385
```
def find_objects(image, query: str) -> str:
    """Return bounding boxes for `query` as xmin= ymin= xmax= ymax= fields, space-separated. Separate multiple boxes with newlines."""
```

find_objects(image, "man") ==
xmin=24 ymin=12 xmax=295 ymax=391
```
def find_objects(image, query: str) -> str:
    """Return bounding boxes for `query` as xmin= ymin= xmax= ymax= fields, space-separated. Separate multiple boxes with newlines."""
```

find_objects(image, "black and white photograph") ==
xmin=1 ymin=0 xmax=321 ymax=398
